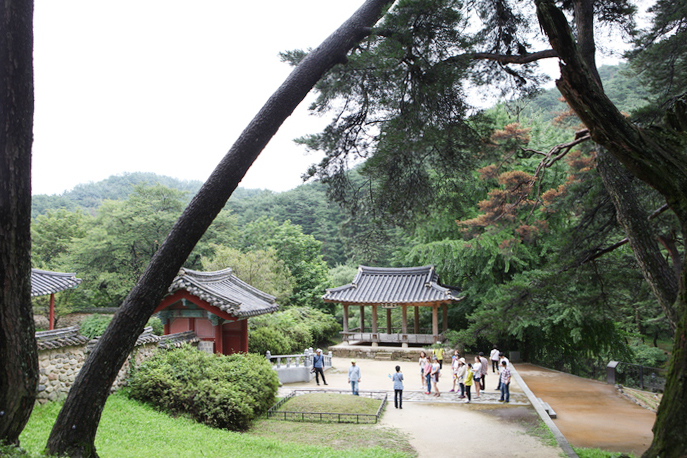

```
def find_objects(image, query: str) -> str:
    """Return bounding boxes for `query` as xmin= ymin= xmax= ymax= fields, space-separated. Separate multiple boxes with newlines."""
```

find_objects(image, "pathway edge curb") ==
xmin=511 ymin=365 xmax=579 ymax=458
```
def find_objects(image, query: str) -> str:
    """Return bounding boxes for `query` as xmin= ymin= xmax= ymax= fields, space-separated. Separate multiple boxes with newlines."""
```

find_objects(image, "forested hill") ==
xmin=521 ymin=62 xmax=650 ymax=120
xmin=31 ymin=171 xmax=349 ymax=266
xmin=31 ymin=63 xmax=645 ymax=267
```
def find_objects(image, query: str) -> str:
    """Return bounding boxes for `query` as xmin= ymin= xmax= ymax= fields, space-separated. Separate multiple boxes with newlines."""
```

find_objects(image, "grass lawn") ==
xmin=279 ymin=392 xmax=381 ymax=414
xmin=19 ymin=392 xmax=414 ymax=458
xmin=574 ymin=447 xmax=638 ymax=458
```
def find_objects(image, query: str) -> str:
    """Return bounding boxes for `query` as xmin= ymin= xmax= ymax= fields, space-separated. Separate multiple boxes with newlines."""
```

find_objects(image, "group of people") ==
xmin=417 ymin=346 xmax=512 ymax=403
xmin=324 ymin=346 xmax=513 ymax=410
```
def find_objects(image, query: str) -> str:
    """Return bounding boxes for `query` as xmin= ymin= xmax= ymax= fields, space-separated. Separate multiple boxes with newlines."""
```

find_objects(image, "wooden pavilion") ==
xmin=322 ymin=265 xmax=463 ymax=347
xmin=31 ymin=269 xmax=82 ymax=330
xmin=154 ymin=268 xmax=279 ymax=355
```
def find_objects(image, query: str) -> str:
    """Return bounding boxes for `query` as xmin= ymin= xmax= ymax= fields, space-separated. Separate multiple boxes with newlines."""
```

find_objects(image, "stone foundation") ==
xmin=331 ymin=343 xmax=453 ymax=362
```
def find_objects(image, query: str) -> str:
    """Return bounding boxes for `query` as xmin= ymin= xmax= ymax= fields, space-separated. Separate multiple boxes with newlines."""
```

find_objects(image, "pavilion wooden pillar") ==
xmin=386 ymin=308 xmax=392 ymax=334
xmin=442 ymin=304 xmax=448 ymax=333
xmin=414 ymin=306 xmax=420 ymax=334
xmin=401 ymin=305 xmax=408 ymax=348
xmin=371 ymin=305 xmax=378 ymax=347
xmin=343 ymin=304 xmax=349 ymax=342
xmin=49 ymin=293 xmax=55 ymax=330
xmin=432 ymin=305 xmax=439 ymax=343
xmin=360 ymin=306 xmax=365 ymax=333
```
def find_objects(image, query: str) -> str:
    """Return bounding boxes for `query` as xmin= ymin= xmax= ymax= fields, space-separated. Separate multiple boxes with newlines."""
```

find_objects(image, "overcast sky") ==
xmin=32 ymin=1 xmax=636 ymax=197
xmin=32 ymin=0 xmax=364 ymax=196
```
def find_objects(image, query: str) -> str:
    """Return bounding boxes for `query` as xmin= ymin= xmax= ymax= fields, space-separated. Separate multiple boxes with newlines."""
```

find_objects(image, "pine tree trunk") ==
xmin=45 ymin=1 xmax=393 ymax=456
xmin=535 ymin=0 xmax=687 ymax=455
xmin=0 ymin=0 xmax=37 ymax=445
xmin=596 ymin=150 xmax=679 ymax=329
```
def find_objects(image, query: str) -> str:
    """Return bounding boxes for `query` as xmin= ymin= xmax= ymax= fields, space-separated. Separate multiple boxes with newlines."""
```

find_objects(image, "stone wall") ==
xmin=36 ymin=340 xmax=159 ymax=404
xmin=34 ymin=326 xmax=197 ymax=404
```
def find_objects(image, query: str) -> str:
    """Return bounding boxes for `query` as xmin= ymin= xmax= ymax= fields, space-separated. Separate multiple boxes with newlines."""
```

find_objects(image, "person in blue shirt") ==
xmin=348 ymin=359 xmax=361 ymax=395
xmin=390 ymin=365 xmax=404 ymax=409
xmin=313 ymin=348 xmax=328 ymax=386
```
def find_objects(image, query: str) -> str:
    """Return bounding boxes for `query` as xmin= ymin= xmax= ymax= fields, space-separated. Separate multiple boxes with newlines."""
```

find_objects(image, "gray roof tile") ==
xmin=31 ymin=269 xmax=81 ymax=297
xmin=166 ymin=268 xmax=279 ymax=318
xmin=322 ymin=265 xmax=463 ymax=305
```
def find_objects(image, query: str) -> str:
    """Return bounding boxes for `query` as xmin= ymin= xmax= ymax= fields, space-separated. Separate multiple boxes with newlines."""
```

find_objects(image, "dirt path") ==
xmin=281 ymin=357 xmax=565 ymax=457
xmin=517 ymin=363 xmax=656 ymax=456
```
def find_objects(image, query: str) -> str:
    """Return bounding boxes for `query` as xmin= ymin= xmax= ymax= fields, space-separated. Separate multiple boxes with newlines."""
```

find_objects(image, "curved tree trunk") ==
xmin=0 ymin=0 xmax=37 ymax=446
xmin=535 ymin=0 xmax=687 ymax=455
xmin=596 ymin=150 xmax=679 ymax=330
xmin=45 ymin=1 xmax=393 ymax=456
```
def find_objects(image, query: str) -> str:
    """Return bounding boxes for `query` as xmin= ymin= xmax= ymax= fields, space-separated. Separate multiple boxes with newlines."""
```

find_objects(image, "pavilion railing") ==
xmin=341 ymin=330 xmax=444 ymax=345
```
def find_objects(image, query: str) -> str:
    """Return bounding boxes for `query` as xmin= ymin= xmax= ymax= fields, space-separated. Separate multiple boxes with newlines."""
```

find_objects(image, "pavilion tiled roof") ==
xmin=166 ymin=268 xmax=279 ymax=318
xmin=31 ymin=269 xmax=82 ymax=297
xmin=322 ymin=265 xmax=463 ymax=305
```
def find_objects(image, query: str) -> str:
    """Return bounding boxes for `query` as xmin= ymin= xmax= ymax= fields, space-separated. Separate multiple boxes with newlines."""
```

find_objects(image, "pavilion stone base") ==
xmin=331 ymin=342 xmax=449 ymax=362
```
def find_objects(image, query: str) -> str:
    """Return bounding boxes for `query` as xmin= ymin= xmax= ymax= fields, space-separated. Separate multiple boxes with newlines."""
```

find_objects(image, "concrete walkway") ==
xmin=280 ymin=357 xmax=566 ymax=457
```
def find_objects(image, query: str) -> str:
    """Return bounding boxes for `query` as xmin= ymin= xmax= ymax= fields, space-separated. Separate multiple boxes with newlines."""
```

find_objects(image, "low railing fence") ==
xmin=341 ymin=330 xmax=444 ymax=345
xmin=266 ymin=389 xmax=388 ymax=424
xmin=265 ymin=348 xmax=332 ymax=369
xmin=607 ymin=361 xmax=667 ymax=392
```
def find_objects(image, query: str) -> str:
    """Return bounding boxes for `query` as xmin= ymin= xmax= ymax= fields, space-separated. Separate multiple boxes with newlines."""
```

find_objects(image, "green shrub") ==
xmin=0 ymin=443 xmax=38 ymax=457
xmin=146 ymin=316 xmax=164 ymax=335
xmin=248 ymin=307 xmax=341 ymax=355
xmin=631 ymin=344 xmax=669 ymax=368
xmin=249 ymin=326 xmax=293 ymax=355
xmin=127 ymin=345 xmax=278 ymax=431
xmin=79 ymin=314 xmax=113 ymax=338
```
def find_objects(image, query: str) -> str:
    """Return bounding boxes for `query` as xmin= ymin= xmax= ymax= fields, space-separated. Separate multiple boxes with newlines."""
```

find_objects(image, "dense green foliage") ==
xmin=29 ymin=63 xmax=675 ymax=375
xmin=127 ymin=346 xmax=278 ymax=431
xmin=248 ymin=307 xmax=341 ymax=356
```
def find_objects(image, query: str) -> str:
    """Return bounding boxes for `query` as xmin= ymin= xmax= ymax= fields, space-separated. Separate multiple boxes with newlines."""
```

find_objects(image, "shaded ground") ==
xmin=517 ymin=363 xmax=656 ymax=456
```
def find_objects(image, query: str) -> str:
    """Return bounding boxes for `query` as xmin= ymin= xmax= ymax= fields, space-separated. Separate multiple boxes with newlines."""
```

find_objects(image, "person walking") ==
xmin=490 ymin=345 xmax=500 ymax=373
xmin=497 ymin=352 xmax=510 ymax=390
xmin=464 ymin=362 xmax=474 ymax=403
xmin=390 ymin=365 xmax=404 ymax=408
xmin=433 ymin=347 xmax=444 ymax=369
xmin=479 ymin=352 xmax=489 ymax=391
xmin=450 ymin=354 xmax=460 ymax=392
xmin=313 ymin=348 xmax=328 ymax=386
xmin=473 ymin=356 xmax=482 ymax=398
xmin=456 ymin=357 xmax=467 ymax=398
xmin=348 ymin=360 xmax=361 ymax=395
xmin=423 ymin=357 xmax=433 ymax=395
xmin=499 ymin=360 xmax=511 ymax=403
xmin=431 ymin=356 xmax=441 ymax=397
xmin=419 ymin=351 xmax=429 ymax=390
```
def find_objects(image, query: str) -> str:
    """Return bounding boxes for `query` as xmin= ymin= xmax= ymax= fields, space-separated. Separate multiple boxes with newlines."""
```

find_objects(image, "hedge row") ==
xmin=127 ymin=345 xmax=278 ymax=431
xmin=248 ymin=306 xmax=341 ymax=355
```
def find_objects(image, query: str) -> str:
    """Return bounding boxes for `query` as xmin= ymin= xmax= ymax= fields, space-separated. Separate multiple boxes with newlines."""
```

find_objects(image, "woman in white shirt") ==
xmin=419 ymin=351 xmax=428 ymax=390
xmin=473 ymin=356 xmax=482 ymax=398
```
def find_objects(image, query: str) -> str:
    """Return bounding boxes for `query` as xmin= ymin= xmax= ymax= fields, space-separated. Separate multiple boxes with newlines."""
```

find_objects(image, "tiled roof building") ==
xmin=31 ymin=269 xmax=82 ymax=330
xmin=154 ymin=268 xmax=279 ymax=355
xmin=323 ymin=265 xmax=464 ymax=347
